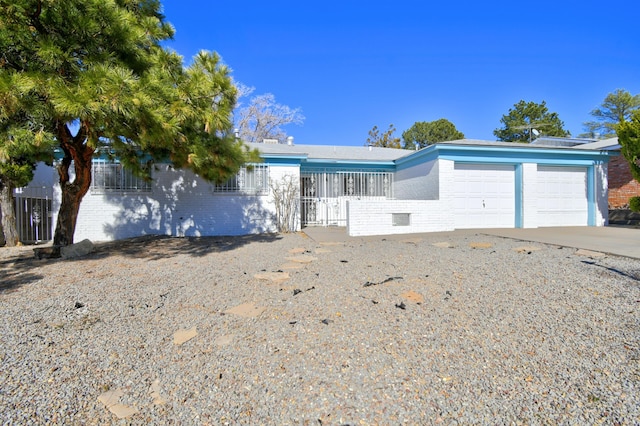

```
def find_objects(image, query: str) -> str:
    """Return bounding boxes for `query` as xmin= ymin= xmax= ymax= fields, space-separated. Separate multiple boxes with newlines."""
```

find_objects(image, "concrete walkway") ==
xmin=302 ymin=226 xmax=640 ymax=259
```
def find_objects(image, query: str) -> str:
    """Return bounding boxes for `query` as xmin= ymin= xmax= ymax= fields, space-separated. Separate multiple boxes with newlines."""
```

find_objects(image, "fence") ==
xmin=14 ymin=186 xmax=54 ymax=244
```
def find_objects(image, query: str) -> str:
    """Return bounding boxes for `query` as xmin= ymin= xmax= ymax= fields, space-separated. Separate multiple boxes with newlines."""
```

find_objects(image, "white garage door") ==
xmin=453 ymin=163 xmax=515 ymax=229
xmin=537 ymin=166 xmax=588 ymax=226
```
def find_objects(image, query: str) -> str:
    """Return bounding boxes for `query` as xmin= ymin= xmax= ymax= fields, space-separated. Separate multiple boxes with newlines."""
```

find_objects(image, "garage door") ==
xmin=537 ymin=166 xmax=588 ymax=226
xmin=453 ymin=163 xmax=515 ymax=229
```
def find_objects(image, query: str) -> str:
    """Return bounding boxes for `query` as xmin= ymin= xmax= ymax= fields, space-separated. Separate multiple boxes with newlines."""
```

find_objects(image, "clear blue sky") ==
xmin=162 ymin=1 xmax=640 ymax=146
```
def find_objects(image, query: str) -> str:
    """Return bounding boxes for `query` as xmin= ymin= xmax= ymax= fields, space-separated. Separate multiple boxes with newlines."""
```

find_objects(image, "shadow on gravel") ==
xmin=85 ymin=233 xmax=284 ymax=262
xmin=0 ymin=256 xmax=45 ymax=293
xmin=581 ymin=260 xmax=640 ymax=282
xmin=1 ymin=234 xmax=284 ymax=292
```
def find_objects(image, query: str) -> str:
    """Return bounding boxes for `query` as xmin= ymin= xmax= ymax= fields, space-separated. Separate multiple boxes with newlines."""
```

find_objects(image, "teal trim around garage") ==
xmin=434 ymin=144 xmax=611 ymax=163
xmin=515 ymin=164 xmax=523 ymax=228
xmin=441 ymin=154 xmax=600 ymax=167
xmin=396 ymin=143 xmax=612 ymax=172
xmin=587 ymin=165 xmax=595 ymax=226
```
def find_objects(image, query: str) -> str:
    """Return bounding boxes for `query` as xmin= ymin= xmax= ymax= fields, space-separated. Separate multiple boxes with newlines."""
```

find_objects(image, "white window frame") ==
xmin=90 ymin=161 xmax=152 ymax=193
xmin=213 ymin=164 xmax=270 ymax=195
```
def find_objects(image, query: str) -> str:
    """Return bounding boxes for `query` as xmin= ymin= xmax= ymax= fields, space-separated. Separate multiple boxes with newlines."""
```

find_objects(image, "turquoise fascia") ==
xmin=260 ymin=154 xmax=396 ymax=171
xmin=300 ymin=158 xmax=396 ymax=172
xmin=396 ymin=143 xmax=612 ymax=170
xmin=260 ymin=153 xmax=307 ymax=166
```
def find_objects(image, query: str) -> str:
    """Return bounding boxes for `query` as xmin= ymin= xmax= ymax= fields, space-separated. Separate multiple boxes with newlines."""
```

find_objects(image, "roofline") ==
xmin=396 ymin=141 xmax=613 ymax=169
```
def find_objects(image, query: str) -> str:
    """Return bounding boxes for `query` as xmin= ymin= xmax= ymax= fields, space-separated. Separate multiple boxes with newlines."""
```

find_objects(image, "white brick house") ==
xmin=16 ymin=139 xmax=612 ymax=242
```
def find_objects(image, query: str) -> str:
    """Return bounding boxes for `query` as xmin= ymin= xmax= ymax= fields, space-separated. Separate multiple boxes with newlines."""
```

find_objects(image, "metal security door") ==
xmin=301 ymin=173 xmax=341 ymax=226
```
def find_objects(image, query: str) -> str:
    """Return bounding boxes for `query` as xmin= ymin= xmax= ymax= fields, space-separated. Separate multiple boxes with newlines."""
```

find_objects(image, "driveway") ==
xmin=481 ymin=226 xmax=640 ymax=259
xmin=303 ymin=226 xmax=640 ymax=259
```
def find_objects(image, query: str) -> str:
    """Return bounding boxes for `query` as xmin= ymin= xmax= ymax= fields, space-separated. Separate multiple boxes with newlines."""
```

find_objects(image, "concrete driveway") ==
xmin=480 ymin=226 xmax=640 ymax=259
xmin=303 ymin=226 xmax=640 ymax=259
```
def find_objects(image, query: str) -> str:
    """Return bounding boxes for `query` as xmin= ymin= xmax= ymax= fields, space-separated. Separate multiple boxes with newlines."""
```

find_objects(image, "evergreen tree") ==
xmin=0 ymin=0 xmax=255 ymax=252
xmin=402 ymin=119 xmax=464 ymax=149
xmin=494 ymin=100 xmax=569 ymax=143
xmin=617 ymin=110 xmax=640 ymax=184
xmin=584 ymin=89 xmax=640 ymax=138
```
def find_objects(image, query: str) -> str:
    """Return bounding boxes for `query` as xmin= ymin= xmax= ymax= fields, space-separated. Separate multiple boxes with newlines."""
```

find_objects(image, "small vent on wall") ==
xmin=392 ymin=213 xmax=410 ymax=226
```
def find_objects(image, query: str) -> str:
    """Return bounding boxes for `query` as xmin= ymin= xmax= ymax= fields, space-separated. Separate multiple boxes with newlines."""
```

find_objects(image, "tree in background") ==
xmin=494 ymin=100 xmax=569 ymax=143
xmin=402 ymin=119 xmax=464 ymax=149
xmin=1 ymin=0 xmax=255 ymax=252
xmin=366 ymin=124 xmax=402 ymax=149
xmin=584 ymin=89 xmax=640 ymax=138
xmin=616 ymin=110 xmax=640 ymax=211
xmin=234 ymin=85 xmax=304 ymax=143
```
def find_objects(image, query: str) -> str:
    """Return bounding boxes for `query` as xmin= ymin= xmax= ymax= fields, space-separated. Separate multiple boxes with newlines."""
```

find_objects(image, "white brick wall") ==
xmin=437 ymin=159 xmax=455 ymax=208
xmin=347 ymin=159 xmax=455 ymax=237
xmin=346 ymin=199 xmax=454 ymax=236
xmin=30 ymin=163 xmax=58 ymax=186
xmin=52 ymin=163 xmax=300 ymax=242
xmin=394 ymin=159 xmax=439 ymax=200
xmin=595 ymin=162 xmax=608 ymax=226
xmin=521 ymin=163 xmax=538 ymax=228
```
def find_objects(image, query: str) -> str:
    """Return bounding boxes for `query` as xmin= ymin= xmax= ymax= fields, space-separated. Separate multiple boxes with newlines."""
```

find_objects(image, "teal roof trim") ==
xmin=396 ymin=143 xmax=612 ymax=170
xmin=301 ymin=158 xmax=396 ymax=172
xmin=260 ymin=153 xmax=307 ymax=166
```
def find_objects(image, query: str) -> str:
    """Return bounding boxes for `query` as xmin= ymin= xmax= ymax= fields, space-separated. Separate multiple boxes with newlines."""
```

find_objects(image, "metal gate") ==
xmin=14 ymin=186 xmax=54 ymax=244
xmin=301 ymin=170 xmax=393 ymax=227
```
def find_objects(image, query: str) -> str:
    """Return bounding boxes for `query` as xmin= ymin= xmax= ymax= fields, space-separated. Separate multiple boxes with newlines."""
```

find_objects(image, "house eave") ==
xmin=396 ymin=141 xmax=613 ymax=170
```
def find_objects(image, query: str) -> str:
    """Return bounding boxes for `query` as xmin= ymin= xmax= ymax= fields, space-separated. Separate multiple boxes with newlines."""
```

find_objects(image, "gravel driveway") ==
xmin=1 ymin=231 xmax=638 ymax=425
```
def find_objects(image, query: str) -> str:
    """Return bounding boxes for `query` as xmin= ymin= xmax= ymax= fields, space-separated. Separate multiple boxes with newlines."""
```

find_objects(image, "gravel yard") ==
xmin=0 ymin=231 xmax=639 ymax=425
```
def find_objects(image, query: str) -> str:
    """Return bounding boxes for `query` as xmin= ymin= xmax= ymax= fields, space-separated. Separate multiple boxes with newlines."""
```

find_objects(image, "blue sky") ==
xmin=162 ymin=1 xmax=640 ymax=146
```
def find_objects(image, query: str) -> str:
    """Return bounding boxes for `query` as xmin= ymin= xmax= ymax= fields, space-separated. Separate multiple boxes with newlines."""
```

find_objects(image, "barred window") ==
xmin=91 ymin=162 xmax=152 ymax=193
xmin=302 ymin=171 xmax=393 ymax=198
xmin=213 ymin=164 xmax=269 ymax=195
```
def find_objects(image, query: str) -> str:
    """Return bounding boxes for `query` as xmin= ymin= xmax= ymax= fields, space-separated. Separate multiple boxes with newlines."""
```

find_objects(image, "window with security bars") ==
xmin=213 ymin=164 xmax=270 ymax=195
xmin=302 ymin=171 xmax=393 ymax=198
xmin=91 ymin=162 xmax=152 ymax=193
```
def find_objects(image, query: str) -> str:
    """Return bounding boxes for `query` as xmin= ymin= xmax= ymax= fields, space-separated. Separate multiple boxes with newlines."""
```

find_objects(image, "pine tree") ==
xmin=494 ymin=100 xmax=569 ymax=143
xmin=0 ymin=0 xmax=254 ymax=253
xmin=585 ymin=89 xmax=640 ymax=138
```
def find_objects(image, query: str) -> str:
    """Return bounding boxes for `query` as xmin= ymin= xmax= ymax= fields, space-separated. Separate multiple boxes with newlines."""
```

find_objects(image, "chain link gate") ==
xmin=300 ymin=170 xmax=393 ymax=227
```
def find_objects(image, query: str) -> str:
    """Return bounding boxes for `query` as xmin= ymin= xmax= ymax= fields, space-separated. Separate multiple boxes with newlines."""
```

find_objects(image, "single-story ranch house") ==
xmin=15 ymin=138 xmax=613 ymax=243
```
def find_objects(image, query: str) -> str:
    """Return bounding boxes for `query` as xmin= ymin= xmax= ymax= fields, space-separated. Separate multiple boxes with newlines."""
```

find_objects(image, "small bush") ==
xmin=629 ymin=196 xmax=640 ymax=212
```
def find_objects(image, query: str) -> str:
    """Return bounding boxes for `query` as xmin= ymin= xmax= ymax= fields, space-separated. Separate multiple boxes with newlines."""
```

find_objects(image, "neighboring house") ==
xmin=14 ymin=139 xmax=613 ymax=242
xmin=583 ymin=138 xmax=640 ymax=208
xmin=608 ymin=154 xmax=640 ymax=208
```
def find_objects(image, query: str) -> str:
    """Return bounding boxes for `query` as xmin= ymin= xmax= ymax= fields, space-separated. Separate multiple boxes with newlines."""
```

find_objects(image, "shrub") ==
xmin=629 ymin=196 xmax=640 ymax=212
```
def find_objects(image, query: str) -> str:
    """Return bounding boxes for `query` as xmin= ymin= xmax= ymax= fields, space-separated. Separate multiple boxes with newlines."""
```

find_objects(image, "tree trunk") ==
xmin=0 ymin=205 xmax=5 ymax=247
xmin=0 ymin=184 xmax=20 ymax=246
xmin=52 ymin=182 xmax=84 ymax=248
xmin=52 ymin=154 xmax=93 ymax=250
xmin=51 ymin=121 xmax=94 ymax=254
